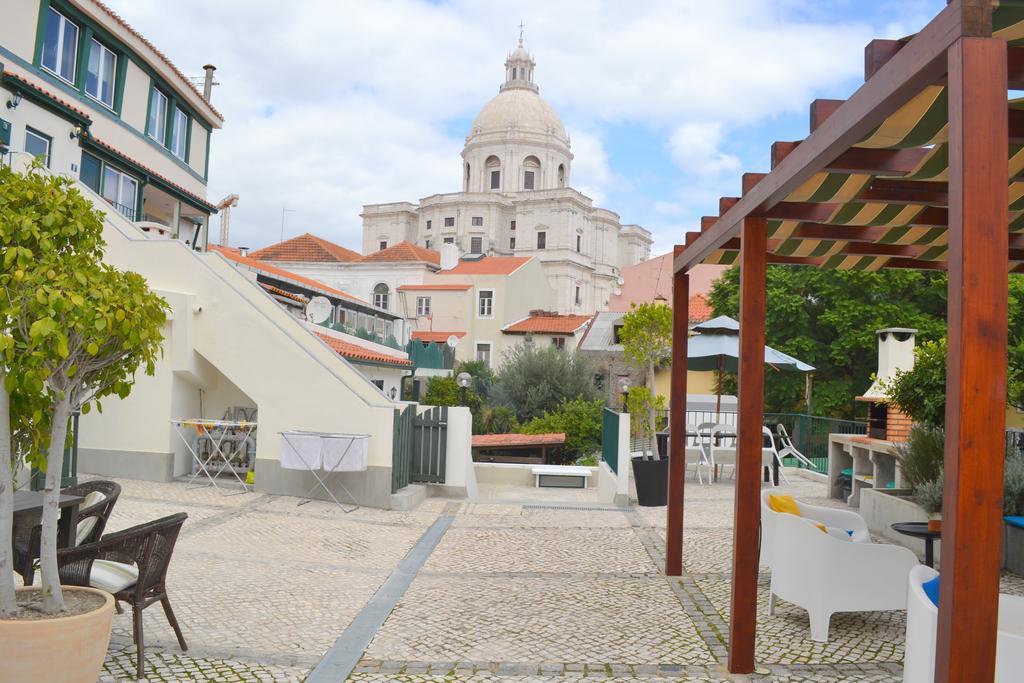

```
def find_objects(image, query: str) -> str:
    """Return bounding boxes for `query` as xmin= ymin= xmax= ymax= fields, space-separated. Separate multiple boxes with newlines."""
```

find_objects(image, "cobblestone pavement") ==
xmin=83 ymin=472 xmax=1012 ymax=681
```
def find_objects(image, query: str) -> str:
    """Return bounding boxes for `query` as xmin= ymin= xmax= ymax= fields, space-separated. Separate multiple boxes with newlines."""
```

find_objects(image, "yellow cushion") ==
xmin=815 ymin=523 xmax=827 ymax=533
xmin=768 ymin=494 xmax=801 ymax=516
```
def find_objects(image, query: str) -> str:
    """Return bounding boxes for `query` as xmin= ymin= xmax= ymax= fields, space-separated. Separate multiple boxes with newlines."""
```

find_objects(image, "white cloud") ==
xmin=100 ymin=0 xmax=934 ymax=252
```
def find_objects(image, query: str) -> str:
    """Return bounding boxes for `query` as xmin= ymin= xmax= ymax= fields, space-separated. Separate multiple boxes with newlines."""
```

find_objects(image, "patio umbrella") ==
xmin=686 ymin=315 xmax=815 ymax=417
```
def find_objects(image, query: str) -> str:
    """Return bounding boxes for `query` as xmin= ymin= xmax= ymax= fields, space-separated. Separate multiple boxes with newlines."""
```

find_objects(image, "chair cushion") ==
xmin=1005 ymin=516 xmax=1024 ymax=530
xmin=89 ymin=559 xmax=138 ymax=593
xmin=923 ymin=575 xmax=940 ymax=607
xmin=75 ymin=491 xmax=106 ymax=545
xmin=768 ymin=494 xmax=801 ymax=516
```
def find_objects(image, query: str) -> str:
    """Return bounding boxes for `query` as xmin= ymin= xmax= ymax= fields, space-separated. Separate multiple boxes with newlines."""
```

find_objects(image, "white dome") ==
xmin=470 ymin=88 xmax=567 ymax=139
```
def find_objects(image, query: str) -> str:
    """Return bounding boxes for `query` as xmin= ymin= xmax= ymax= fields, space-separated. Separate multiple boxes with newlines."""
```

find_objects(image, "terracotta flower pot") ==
xmin=928 ymin=518 xmax=942 ymax=533
xmin=0 ymin=586 xmax=114 ymax=683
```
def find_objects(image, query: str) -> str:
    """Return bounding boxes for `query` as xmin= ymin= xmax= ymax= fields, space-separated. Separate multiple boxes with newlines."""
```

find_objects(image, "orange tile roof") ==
xmin=250 ymin=233 xmax=362 ymax=263
xmin=3 ymin=71 xmax=92 ymax=121
xmin=472 ymin=433 xmax=566 ymax=448
xmin=411 ymin=331 xmax=465 ymax=343
xmin=259 ymin=282 xmax=308 ymax=303
xmin=397 ymin=283 xmax=472 ymax=291
xmin=314 ymin=331 xmax=412 ymax=367
xmin=89 ymin=0 xmax=224 ymax=123
xmin=688 ymin=293 xmax=714 ymax=323
xmin=440 ymin=256 xmax=531 ymax=276
xmin=210 ymin=245 xmax=368 ymax=306
xmin=360 ymin=241 xmax=440 ymax=265
xmin=502 ymin=313 xmax=592 ymax=335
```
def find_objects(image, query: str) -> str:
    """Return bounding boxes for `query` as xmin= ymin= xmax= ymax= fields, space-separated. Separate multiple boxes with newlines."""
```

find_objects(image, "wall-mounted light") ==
xmin=69 ymin=125 xmax=84 ymax=140
xmin=6 ymin=92 xmax=21 ymax=110
xmin=389 ymin=386 xmax=397 ymax=400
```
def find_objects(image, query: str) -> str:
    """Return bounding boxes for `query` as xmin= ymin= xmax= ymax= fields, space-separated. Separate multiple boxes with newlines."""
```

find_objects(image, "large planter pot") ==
xmin=631 ymin=455 xmax=668 ymax=507
xmin=1005 ymin=520 xmax=1024 ymax=576
xmin=0 ymin=586 xmax=114 ymax=683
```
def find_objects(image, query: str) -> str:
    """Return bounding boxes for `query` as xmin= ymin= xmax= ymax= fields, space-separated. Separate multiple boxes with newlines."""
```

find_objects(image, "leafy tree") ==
xmin=518 ymin=398 xmax=604 ymax=461
xmin=423 ymin=376 xmax=463 ymax=407
xmin=618 ymin=303 xmax=672 ymax=457
xmin=475 ymin=405 xmax=518 ymax=435
xmin=708 ymin=266 xmax=948 ymax=417
xmin=495 ymin=343 xmax=597 ymax=422
xmin=883 ymin=340 xmax=948 ymax=428
xmin=457 ymin=360 xmax=495 ymax=399
xmin=625 ymin=386 xmax=665 ymax=452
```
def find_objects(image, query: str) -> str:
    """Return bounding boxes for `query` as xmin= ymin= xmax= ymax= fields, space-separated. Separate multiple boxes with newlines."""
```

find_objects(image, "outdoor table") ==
xmin=13 ymin=490 xmax=84 ymax=549
xmin=891 ymin=521 xmax=941 ymax=567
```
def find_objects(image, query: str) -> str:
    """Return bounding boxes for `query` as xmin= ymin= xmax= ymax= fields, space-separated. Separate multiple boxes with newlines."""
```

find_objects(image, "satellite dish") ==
xmin=305 ymin=296 xmax=332 ymax=324
xmin=446 ymin=335 xmax=459 ymax=348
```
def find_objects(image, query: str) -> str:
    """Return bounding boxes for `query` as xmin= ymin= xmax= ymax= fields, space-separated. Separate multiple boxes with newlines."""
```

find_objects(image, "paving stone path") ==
xmin=87 ymin=474 xmax=1024 ymax=681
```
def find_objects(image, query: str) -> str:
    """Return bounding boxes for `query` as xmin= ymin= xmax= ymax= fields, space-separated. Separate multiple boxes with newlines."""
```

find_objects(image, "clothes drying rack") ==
xmin=171 ymin=418 xmax=257 ymax=495
xmin=279 ymin=431 xmax=369 ymax=513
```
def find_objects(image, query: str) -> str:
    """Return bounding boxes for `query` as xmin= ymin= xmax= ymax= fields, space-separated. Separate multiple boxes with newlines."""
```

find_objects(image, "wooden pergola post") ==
xmin=936 ymin=33 xmax=1009 ymax=683
xmin=728 ymin=215 xmax=767 ymax=674
xmin=666 ymin=245 xmax=688 ymax=576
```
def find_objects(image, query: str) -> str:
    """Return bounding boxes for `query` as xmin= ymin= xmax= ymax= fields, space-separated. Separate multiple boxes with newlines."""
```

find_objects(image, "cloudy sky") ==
xmin=105 ymin=0 xmax=944 ymax=255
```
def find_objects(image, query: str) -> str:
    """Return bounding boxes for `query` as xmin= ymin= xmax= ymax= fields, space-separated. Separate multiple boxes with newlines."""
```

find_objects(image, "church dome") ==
xmin=470 ymin=88 xmax=567 ymax=139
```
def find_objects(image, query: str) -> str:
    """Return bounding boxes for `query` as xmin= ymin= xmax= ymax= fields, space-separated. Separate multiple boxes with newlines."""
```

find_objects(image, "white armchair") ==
xmin=760 ymin=490 xmax=870 ymax=568
xmin=768 ymin=510 xmax=918 ymax=641
xmin=903 ymin=565 xmax=1024 ymax=683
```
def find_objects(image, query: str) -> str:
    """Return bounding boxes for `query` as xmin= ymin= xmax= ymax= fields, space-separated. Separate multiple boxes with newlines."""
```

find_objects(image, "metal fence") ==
xmin=764 ymin=413 xmax=868 ymax=471
xmin=601 ymin=408 xmax=619 ymax=474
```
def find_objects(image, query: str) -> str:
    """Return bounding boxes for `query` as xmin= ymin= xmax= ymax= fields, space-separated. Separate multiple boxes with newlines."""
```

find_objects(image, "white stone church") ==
xmin=361 ymin=39 xmax=652 ymax=314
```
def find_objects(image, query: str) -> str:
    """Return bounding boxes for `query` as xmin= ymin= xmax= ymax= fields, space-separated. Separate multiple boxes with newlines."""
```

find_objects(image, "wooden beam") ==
xmin=865 ymin=39 xmax=907 ymax=80
xmin=728 ymin=216 xmax=767 ymax=674
xmin=743 ymin=173 xmax=767 ymax=194
xmin=935 ymin=35 xmax=1008 ymax=683
xmin=666 ymin=245 xmax=688 ymax=577
xmin=825 ymin=147 xmax=931 ymax=175
xmin=771 ymin=141 xmax=799 ymax=169
xmin=810 ymin=99 xmax=845 ymax=132
xmin=676 ymin=1 xmax=962 ymax=274
xmin=858 ymin=178 xmax=949 ymax=206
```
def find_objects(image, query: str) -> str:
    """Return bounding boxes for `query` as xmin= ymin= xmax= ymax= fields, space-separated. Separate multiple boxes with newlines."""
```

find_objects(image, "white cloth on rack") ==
xmin=280 ymin=432 xmax=323 ymax=470
xmin=323 ymin=435 xmax=369 ymax=472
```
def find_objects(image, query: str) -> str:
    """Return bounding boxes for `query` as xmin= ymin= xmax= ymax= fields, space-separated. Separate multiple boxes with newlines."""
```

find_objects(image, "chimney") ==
xmin=440 ymin=242 xmax=460 ymax=270
xmin=238 ymin=246 xmax=249 ymax=257
xmin=202 ymin=64 xmax=216 ymax=102
xmin=857 ymin=327 xmax=917 ymax=442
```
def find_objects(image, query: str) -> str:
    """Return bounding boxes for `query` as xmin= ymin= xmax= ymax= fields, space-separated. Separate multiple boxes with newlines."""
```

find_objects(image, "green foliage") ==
xmin=456 ymin=359 xmax=495 ymax=399
xmin=912 ymin=474 xmax=945 ymax=515
xmin=518 ymin=398 xmax=603 ymax=460
xmin=423 ymin=376 xmax=464 ymax=407
xmin=625 ymin=386 xmax=664 ymax=439
xmin=895 ymin=425 xmax=946 ymax=495
xmin=618 ymin=303 xmax=672 ymax=369
xmin=495 ymin=343 xmax=597 ymax=422
xmin=883 ymin=340 xmax=948 ymax=428
xmin=708 ymin=266 xmax=948 ymax=417
xmin=475 ymin=405 xmax=518 ymax=435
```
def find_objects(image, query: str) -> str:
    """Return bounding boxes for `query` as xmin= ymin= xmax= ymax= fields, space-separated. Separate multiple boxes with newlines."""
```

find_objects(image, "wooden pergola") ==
xmin=667 ymin=1 xmax=1021 ymax=680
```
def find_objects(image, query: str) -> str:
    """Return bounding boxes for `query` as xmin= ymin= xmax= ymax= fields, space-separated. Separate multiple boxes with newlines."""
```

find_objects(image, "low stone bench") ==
xmin=531 ymin=465 xmax=592 ymax=489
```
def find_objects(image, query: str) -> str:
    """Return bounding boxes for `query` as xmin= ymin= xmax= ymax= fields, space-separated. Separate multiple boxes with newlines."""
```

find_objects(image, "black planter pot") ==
xmin=631 ymin=455 xmax=668 ymax=507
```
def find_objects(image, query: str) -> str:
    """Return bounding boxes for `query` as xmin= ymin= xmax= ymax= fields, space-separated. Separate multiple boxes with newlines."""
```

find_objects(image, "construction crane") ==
xmin=216 ymin=194 xmax=240 ymax=246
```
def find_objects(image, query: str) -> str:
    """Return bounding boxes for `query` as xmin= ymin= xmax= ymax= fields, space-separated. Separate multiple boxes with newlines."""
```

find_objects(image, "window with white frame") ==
xmin=171 ymin=107 xmax=188 ymax=160
xmin=444 ymin=217 xmax=455 ymax=227
xmin=523 ymin=170 xmax=535 ymax=190
xmin=476 ymin=343 xmax=492 ymax=367
xmin=416 ymin=296 xmax=431 ymax=316
xmin=478 ymin=290 xmax=494 ymax=318
xmin=470 ymin=236 xmax=483 ymax=253
xmin=471 ymin=216 xmax=483 ymax=226
xmin=101 ymin=164 xmax=139 ymax=220
xmin=24 ymin=128 xmax=51 ymax=167
xmin=85 ymin=39 xmax=117 ymax=108
xmin=552 ymin=337 xmax=565 ymax=350
xmin=148 ymin=88 xmax=168 ymax=145
xmin=490 ymin=170 xmax=500 ymax=190
xmin=373 ymin=283 xmax=390 ymax=310
xmin=537 ymin=231 xmax=546 ymax=249
xmin=41 ymin=8 xmax=78 ymax=84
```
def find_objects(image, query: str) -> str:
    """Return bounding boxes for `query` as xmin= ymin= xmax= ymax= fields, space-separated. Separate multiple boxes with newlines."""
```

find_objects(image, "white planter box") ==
xmin=860 ymin=487 xmax=937 ymax=563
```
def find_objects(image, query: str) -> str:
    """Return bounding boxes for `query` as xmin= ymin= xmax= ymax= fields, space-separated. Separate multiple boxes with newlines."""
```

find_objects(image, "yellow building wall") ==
xmin=654 ymin=367 xmax=716 ymax=405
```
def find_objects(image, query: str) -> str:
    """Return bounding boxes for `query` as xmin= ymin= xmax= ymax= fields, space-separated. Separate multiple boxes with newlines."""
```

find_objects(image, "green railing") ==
xmin=30 ymin=412 xmax=79 ymax=491
xmin=406 ymin=340 xmax=455 ymax=370
xmin=763 ymin=412 xmax=868 ymax=472
xmin=602 ymin=407 xmax=620 ymax=474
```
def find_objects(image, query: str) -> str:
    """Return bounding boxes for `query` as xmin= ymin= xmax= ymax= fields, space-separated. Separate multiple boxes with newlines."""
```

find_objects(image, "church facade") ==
xmin=361 ymin=39 xmax=652 ymax=315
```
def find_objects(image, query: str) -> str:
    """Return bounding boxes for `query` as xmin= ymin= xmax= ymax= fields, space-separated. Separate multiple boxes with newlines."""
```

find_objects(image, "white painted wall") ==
xmin=440 ymin=406 xmax=476 ymax=498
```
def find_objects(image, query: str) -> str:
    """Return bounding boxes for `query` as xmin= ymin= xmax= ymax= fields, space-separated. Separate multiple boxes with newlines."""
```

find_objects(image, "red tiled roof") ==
xmin=411 ymin=331 xmax=465 ymax=343
xmin=259 ymin=282 xmax=308 ymax=303
xmin=87 ymin=135 xmax=217 ymax=212
xmin=3 ymin=71 xmax=92 ymax=121
xmin=688 ymin=293 xmax=714 ymax=323
xmin=89 ymin=0 xmax=224 ymax=123
xmin=360 ymin=241 xmax=440 ymax=265
xmin=502 ymin=313 xmax=592 ymax=335
xmin=314 ymin=331 xmax=412 ymax=367
xmin=397 ymin=283 xmax=472 ymax=291
xmin=440 ymin=256 xmax=531 ymax=276
xmin=472 ymin=433 xmax=566 ymax=448
xmin=250 ymin=233 xmax=362 ymax=263
xmin=210 ymin=245 xmax=368 ymax=306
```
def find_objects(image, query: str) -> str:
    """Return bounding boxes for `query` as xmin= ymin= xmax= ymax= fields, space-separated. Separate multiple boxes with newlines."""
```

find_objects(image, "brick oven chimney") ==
xmin=857 ymin=327 xmax=917 ymax=442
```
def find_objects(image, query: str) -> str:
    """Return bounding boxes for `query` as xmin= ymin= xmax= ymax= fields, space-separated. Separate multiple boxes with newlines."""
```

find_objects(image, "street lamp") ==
xmin=618 ymin=378 xmax=630 ymax=411
xmin=457 ymin=371 xmax=472 ymax=405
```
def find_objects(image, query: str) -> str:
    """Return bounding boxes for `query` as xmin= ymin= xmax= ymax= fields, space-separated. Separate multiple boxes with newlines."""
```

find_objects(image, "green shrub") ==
xmin=912 ymin=474 xmax=944 ymax=515
xmin=895 ymin=425 xmax=945 ymax=492
xmin=519 ymin=398 xmax=603 ymax=460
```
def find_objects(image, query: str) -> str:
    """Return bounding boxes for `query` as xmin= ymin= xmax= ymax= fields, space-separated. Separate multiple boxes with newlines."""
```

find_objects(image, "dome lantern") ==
xmin=502 ymin=32 xmax=537 ymax=93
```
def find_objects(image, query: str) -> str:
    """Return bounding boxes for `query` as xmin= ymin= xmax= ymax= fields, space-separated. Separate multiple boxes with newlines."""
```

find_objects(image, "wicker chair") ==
xmin=12 ymin=479 xmax=122 ymax=585
xmin=57 ymin=512 xmax=188 ymax=679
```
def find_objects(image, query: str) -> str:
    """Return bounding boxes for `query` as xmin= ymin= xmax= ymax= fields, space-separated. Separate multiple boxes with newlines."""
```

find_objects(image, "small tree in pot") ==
xmin=618 ymin=303 xmax=672 ymax=459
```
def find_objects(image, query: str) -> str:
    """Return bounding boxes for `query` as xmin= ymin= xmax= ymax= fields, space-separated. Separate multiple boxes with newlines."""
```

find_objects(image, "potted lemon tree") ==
xmin=0 ymin=163 xmax=167 ymax=682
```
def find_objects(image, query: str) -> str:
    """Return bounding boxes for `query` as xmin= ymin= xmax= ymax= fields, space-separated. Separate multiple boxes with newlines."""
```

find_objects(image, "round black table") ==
xmin=891 ymin=522 xmax=941 ymax=567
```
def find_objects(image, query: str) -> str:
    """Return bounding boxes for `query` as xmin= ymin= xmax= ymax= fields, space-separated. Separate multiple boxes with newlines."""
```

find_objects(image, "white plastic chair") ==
xmin=775 ymin=423 xmax=818 ymax=471
xmin=710 ymin=423 xmax=737 ymax=479
xmin=903 ymin=565 xmax=1024 ymax=683
xmin=765 ymin=499 xmax=916 ymax=641
xmin=760 ymin=490 xmax=871 ymax=568
xmin=762 ymin=426 xmax=787 ymax=486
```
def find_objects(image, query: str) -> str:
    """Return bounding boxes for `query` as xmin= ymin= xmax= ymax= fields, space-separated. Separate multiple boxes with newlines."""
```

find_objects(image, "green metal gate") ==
xmin=601 ymin=407 xmax=620 ymax=474
xmin=391 ymin=404 xmax=448 ymax=492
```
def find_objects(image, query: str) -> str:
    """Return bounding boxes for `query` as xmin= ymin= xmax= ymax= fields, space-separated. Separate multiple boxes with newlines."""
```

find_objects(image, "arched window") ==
xmin=486 ymin=155 xmax=501 ymax=190
xmin=523 ymin=155 xmax=540 ymax=191
xmin=557 ymin=164 xmax=566 ymax=187
xmin=373 ymin=283 xmax=389 ymax=310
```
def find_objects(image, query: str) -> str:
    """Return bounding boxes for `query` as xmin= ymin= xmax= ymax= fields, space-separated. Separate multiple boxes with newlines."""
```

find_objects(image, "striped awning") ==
xmin=693 ymin=1 xmax=1024 ymax=271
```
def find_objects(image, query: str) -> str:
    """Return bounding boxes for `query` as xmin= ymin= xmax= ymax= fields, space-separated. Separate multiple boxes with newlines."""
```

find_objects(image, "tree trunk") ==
xmin=648 ymin=361 xmax=659 ymax=460
xmin=39 ymin=396 xmax=71 ymax=614
xmin=0 ymin=372 xmax=16 ymax=616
